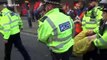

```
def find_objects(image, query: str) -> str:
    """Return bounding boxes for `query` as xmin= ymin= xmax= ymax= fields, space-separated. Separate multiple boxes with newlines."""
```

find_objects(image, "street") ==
xmin=0 ymin=32 xmax=52 ymax=60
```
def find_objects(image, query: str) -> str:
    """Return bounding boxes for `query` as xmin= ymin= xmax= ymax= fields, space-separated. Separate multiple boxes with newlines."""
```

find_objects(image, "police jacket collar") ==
xmin=1 ymin=8 xmax=11 ymax=15
xmin=45 ymin=8 xmax=60 ymax=16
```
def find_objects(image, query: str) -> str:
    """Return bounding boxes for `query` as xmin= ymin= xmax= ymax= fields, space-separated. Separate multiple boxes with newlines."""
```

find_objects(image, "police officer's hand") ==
xmin=74 ymin=19 xmax=81 ymax=23
xmin=87 ymin=34 xmax=96 ymax=41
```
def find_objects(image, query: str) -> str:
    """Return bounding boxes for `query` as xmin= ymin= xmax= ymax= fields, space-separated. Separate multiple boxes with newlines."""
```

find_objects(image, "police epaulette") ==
xmin=40 ymin=16 xmax=48 ymax=22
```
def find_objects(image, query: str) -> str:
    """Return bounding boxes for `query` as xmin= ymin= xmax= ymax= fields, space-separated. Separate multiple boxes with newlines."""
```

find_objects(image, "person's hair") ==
xmin=45 ymin=2 xmax=61 ymax=8
xmin=7 ymin=6 xmax=15 ymax=12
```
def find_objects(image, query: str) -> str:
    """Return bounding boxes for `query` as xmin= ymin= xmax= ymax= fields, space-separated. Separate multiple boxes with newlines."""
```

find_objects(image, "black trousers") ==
xmin=98 ymin=49 xmax=107 ymax=60
xmin=83 ymin=49 xmax=98 ymax=60
xmin=4 ymin=33 xmax=31 ymax=60
xmin=51 ymin=47 xmax=72 ymax=60
xmin=83 ymin=48 xmax=107 ymax=60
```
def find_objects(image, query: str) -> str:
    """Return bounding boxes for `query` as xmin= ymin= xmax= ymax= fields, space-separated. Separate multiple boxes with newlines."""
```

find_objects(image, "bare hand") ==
xmin=88 ymin=34 xmax=96 ymax=40
xmin=74 ymin=20 xmax=81 ymax=23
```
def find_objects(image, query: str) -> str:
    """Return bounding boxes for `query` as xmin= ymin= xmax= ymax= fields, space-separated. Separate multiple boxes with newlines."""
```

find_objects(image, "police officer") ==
xmin=82 ymin=0 xmax=103 ymax=60
xmin=38 ymin=0 xmax=74 ymax=60
xmin=86 ymin=5 xmax=107 ymax=60
xmin=83 ymin=0 xmax=107 ymax=60
xmin=95 ymin=5 xmax=107 ymax=60
xmin=0 ymin=2 xmax=31 ymax=60
xmin=82 ymin=0 xmax=102 ymax=31
xmin=93 ymin=0 xmax=107 ymax=59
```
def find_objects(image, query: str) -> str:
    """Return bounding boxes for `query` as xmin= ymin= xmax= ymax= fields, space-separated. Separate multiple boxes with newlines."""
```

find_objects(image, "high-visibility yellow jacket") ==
xmin=0 ymin=8 xmax=23 ymax=40
xmin=93 ymin=20 xmax=107 ymax=49
xmin=82 ymin=6 xmax=102 ymax=30
xmin=38 ymin=8 xmax=74 ymax=53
